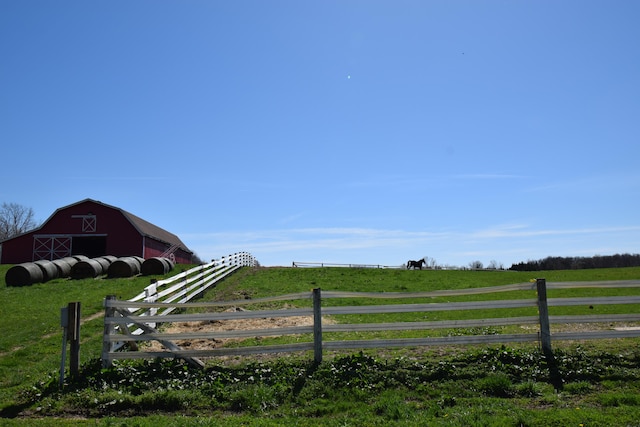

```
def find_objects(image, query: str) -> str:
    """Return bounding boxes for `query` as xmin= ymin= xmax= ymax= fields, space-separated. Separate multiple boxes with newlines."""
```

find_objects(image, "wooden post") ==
xmin=536 ymin=278 xmax=552 ymax=356
xmin=146 ymin=280 xmax=158 ymax=328
xmin=312 ymin=288 xmax=323 ymax=364
xmin=536 ymin=278 xmax=563 ymax=390
xmin=67 ymin=302 xmax=81 ymax=379
xmin=182 ymin=272 xmax=188 ymax=303
xmin=102 ymin=295 xmax=116 ymax=368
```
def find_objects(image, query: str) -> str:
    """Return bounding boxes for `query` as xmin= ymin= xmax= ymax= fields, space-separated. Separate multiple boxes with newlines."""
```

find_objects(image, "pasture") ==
xmin=1 ymin=264 xmax=640 ymax=425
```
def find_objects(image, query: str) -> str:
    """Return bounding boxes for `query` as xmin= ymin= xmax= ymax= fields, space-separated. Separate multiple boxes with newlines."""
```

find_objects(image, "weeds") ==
xmin=6 ymin=345 xmax=639 ymax=425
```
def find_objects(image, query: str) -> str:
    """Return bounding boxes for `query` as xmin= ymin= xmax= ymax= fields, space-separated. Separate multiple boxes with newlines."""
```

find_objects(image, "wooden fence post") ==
xmin=182 ymin=272 xmax=188 ymax=303
xmin=536 ymin=278 xmax=564 ymax=390
xmin=102 ymin=295 xmax=116 ymax=368
xmin=313 ymin=288 xmax=323 ymax=364
xmin=67 ymin=302 xmax=81 ymax=379
xmin=146 ymin=280 xmax=158 ymax=328
xmin=536 ymin=278 xmax=552 ymax=356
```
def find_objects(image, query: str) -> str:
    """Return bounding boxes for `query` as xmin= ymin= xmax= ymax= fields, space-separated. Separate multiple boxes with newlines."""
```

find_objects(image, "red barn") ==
xmin=0 ymin=199 xmax=193 ymax=264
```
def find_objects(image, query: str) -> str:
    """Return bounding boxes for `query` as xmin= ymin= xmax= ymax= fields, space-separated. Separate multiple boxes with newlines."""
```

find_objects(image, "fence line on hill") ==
xmin=292 ymin=261 xmax=477 ymax=270
xmin=292 ymin=261 xmax=401 ymax=269
xmin=101 ymin=279 xmax=640 ymax=367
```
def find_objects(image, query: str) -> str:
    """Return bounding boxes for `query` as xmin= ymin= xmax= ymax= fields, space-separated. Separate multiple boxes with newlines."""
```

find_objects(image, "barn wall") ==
xmin=144 ymin=237 xmax=171 ymax=259
xmin=143 ymin=238 xmax=192 ymax=264
xmin=0 ymin=233 xmax=34 ymax=264
xmin=173 ymin=248 xmax=193 ymax=264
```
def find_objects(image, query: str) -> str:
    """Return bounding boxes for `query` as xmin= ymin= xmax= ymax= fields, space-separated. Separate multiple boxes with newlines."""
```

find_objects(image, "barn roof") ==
xmin=120 ymin=208 xmax=191 ymax=253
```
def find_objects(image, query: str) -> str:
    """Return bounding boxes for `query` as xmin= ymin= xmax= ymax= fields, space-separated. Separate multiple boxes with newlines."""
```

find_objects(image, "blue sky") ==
xmin=2 ymin=1 xmax=639 ymax=267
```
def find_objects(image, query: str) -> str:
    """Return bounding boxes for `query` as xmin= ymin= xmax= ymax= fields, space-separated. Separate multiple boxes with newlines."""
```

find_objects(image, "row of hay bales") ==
xmin=5 ymin=255 xmax=175 ymax=286
xmin=109 ymin=256 xmax=175 ymax=278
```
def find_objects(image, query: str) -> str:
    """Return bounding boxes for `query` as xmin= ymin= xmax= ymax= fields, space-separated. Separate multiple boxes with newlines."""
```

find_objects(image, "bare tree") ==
xmin=423 ymin=256 xmax=437 ymax=269
xmin=487 ymin=260 xmax=504 ymax=270
xmin=0 ymin=202 xmax=38 ymax=240
xmin=468 ymin=260 xmax=484 ymax=270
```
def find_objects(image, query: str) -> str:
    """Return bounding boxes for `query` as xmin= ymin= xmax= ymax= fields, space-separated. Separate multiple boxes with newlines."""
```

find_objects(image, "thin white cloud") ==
xmin=185 ymin=224 xmax=640 ymax=252
xmin=183 ymin=227 xmax=449 ymax=259
xmin=185 ymin=227 xmax=448 ymax=245
xmin=451 ymin=173 xmax=529 ymax=180
xmin=64 ymin=176 xmax=169 ymax=181
xmin=526 ymin=171 xmax=640 ymax=193
xmin=182 ymin=224 xmax=640 ymax=266
xmin=472 ymin=224 xmax=640 ymax=239
xmin=278 ymin=213 xmax=306 ymax=225
xmin=347 ymin=173 xmax=528 ymax=189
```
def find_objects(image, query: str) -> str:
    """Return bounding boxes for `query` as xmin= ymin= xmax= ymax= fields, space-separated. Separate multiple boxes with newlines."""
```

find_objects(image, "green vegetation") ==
xmin=1 ymin=265 xmax=640 ymax=425
xmin=0 ymin=264 xmax=198 ymax=409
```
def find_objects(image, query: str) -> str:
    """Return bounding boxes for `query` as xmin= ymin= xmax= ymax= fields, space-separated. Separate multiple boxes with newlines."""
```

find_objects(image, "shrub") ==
xmin=515 ymin=380 xmax=546 ymax=397
xmin=477 ymin=373 xmax=514 ymax=398
xmin=599 ymin=392 xmax=640 ymax=407
xmin=563 ymin=381 xmax=593 ymax=395
xmin=372 ymin=390 xmax=414 ymax=421
xmin=228 ymin=384 xmax=271 ymax=413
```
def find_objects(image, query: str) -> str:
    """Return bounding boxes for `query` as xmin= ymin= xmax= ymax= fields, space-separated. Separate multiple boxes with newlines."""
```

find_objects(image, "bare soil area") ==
xmin=145 ymin=308 xmax=336 ymax=362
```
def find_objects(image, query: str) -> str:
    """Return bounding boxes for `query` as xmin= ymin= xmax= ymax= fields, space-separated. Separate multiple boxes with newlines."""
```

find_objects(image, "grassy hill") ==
xmin=1 ymin=265 xmax=640 ymax=425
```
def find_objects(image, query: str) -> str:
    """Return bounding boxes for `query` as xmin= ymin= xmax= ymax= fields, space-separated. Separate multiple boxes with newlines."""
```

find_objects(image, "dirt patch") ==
xmin=145 ymin=309 xmax=334 ymax=355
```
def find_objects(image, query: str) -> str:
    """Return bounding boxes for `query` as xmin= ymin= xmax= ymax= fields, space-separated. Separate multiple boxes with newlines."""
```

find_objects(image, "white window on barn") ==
xmin=72 ymin=214 xmax=97 ymax=233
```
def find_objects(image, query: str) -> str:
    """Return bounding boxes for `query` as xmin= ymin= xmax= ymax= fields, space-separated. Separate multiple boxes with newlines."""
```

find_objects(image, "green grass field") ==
xmin=1 ymin=264 xmax=640 ymax=426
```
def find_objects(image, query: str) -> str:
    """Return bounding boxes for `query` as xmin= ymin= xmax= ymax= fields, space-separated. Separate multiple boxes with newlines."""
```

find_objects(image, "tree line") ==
xmin=509 ymin=253 xmax=640 ymax=271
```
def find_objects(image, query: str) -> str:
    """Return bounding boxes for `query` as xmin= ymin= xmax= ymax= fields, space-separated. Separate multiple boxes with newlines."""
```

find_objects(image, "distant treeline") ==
xmin=509 ymin=253 xmax=640 ymax=271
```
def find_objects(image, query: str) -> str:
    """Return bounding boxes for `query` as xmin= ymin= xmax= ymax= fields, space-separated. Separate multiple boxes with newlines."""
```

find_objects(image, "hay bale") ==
xmin=108 ymin=257 xmax=142 ymax=278
xmin=98 ymin=255 xmax=118 ymax=264
xmin=51 ymin=259 xmax=73 ymax=278
xmin=33 ymin=260 xmax=59 ymax=282
xmin=60 ymin=256 xmax=79 ymax=267
xmin=92 ymin=257 xmax=111 ymax=273
xmin=70 ymin=259 xmax=104 ymax=279
xmin=141 ymin=257 xmax=174 ymax=275
xmin=5 ymin=263 xmax=44 ymax=287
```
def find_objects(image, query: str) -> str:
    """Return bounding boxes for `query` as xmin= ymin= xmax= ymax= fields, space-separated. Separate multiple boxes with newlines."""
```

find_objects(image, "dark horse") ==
xmin=407 ymin=259 xmax=426 ymax=270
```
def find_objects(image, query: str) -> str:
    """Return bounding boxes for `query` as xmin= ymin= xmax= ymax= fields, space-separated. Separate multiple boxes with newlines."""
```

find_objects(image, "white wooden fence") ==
xmin=292 ymin=261 xmax=464 ymax=270
xmin=102 ymin=252 xmax=255 ymax=358
xmin=102 ymin=278 xmax=640 ymax=367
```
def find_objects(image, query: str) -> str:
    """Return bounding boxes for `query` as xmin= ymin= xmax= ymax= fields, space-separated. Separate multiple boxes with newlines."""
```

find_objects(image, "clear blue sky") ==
xmin=2 ymin=1 xmax=639 ymax=267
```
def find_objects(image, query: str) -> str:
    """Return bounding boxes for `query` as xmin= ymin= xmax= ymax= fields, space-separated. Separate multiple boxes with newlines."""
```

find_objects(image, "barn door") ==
xmin=33 ymin=236 xmax=72 ymax=261
xmin=72 ymin=236 xmax=106 ymax=258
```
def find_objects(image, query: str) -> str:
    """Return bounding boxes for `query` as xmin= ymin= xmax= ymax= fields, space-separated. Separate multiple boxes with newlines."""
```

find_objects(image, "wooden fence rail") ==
xmin=102 ymin=279 xmax=640 ymax=367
